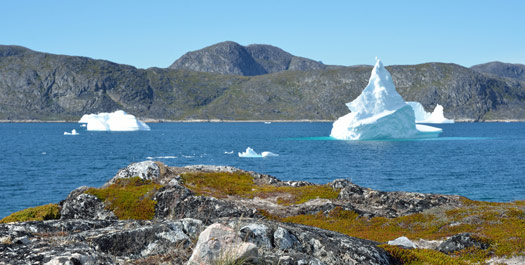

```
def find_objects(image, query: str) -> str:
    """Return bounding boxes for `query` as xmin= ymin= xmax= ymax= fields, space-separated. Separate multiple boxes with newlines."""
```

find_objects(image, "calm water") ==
xmin=1 ymin=122 xmax=524 ymax=218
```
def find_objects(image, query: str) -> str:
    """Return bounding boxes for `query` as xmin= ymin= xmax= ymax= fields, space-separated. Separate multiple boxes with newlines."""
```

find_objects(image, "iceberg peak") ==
xmin=331 ymin=58 xmax=442 ymax=140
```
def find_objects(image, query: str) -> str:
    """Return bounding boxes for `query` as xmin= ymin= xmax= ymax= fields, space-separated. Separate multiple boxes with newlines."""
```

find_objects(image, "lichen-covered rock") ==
xmin=0 ymin=219 xmax=200 ymax=264
xmin=239 ymin=223 xmax=273 ymax=249
xmin=167 ymin=195 xmax=260 ymax=224
xmin=187 ymin=223 xmax=258 ymax=265
xmin=437 ymin=233 xmax=489 ymax=254
xmin=338 ymin=182 xmax=462 ymax=217
xmin=60 ymin=187 xmax=116 ymax=220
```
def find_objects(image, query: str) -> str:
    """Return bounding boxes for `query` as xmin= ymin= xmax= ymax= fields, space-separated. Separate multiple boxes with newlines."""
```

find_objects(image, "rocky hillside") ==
xmin=1 ymin=161 xmax=524 ymax=264
xmin=168 ymin=41 xmax=327 ymax=76
xmin=1 ymin=44 xmax=525 ymax=121
xmin=471 ymin=61 xmax=525 ymax=82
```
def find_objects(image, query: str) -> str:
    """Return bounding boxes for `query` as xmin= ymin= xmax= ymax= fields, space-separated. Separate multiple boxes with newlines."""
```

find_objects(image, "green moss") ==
xmin=0 ymin=204 xmax=60 ymax=223
xmin=85 ymin=177 xmax=162 ymax=220
xmin=180 ymin=171 xmax=339 ymax=205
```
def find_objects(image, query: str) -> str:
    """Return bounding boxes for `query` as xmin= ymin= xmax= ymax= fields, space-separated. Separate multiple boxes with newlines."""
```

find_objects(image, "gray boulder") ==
xmin=187 ymin=223 xmax=258 ymax=265
xmin=105 ymin=161 xmax=160 ymax=186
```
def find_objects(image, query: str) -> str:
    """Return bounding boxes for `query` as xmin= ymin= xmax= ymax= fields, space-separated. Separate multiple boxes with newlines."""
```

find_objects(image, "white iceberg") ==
xmin=78 ymin=110 xmax=150 ymax=131
xmin=238 ymin=147 xmax=278 ymax=158
xmin=330 ymin=58 xmax=442 ymax=140
xmin=407 ymin=102 xmax=454 ymax=124
xmin=64 ymin=129 xmax=79 ymax=135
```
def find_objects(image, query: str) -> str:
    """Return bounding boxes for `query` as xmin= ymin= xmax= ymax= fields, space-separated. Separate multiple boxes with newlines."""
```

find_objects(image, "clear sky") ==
xmin=2 ymin=0 xmax=524 ymax=69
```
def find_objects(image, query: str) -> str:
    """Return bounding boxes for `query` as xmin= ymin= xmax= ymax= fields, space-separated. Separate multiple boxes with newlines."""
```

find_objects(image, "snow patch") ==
xmin=330 ymin=58 xmax=442 ymax=140
xmin=407 ymin=102 xmax=454 ymax=124
xmin=78 ymin=110 xmax=150 ymax=131
xmin=238 ymin=147 xmax=278 ymax=158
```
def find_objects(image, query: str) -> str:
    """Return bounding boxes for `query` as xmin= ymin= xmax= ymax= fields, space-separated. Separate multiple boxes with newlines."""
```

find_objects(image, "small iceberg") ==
xmin=78 ymin=110 xmax=150 ymax=131
xmin=407 ymin=102 xmax=454 ymax=124
xmin=224 ymin=151 xmax=234 ymax=154
xmin=238 ymin=147 xmax=278 ymax=158
xmin=330 ymin=58 xmax=442 ymax=140
xmin=64 ymin=129 xmax=79 ymax=135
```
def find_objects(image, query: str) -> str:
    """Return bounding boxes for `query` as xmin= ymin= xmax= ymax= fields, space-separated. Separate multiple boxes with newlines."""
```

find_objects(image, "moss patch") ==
xmin=180 ymin=171 xmax=339 ymax=205
xmin=281 ymin=199 xmax=525 ymax=264
xmin=86 ymin=177 xmax=162 ymax=220
xmin=0 ymin=204 xmax=60 ymax=223
xmin=381 ymin=245 xmax=468 ymax=265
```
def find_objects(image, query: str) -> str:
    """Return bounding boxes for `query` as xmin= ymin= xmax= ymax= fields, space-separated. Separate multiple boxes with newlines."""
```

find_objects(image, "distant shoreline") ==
xmin=1 ymin=119 xmax=525 ymax=123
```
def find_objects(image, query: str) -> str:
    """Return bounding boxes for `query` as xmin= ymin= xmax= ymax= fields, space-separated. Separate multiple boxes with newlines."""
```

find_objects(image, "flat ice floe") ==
xmin=330 ymin=58 xmax=442 ymax=140
xmin=238 ymin=147 xmax=278 ymax=158
xmin=78 ymin=110 xmax=150 ymax=131
xmin=407 ymin=102 xmax=454 ymax=124
xmin=64 ymin=129 xmax=79 ymax=135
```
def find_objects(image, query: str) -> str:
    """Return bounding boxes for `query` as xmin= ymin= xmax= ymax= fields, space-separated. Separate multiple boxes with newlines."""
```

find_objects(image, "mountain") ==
xmin=471 ymin=61 xmax=525 ymax=82
xmin=168 ymin=41 xmax=327 ymax=76
xmin=1 ymin=44 xmax=525 ymax=121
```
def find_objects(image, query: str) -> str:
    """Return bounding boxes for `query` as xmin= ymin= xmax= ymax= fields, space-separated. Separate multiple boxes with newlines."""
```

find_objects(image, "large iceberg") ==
xmin=330 ymin=59 xmax=442 ymax=140
xmin=78 ymin=110 xmax=150 ymax=131
xmin=407 ymin=102 xmax=454 ymax=124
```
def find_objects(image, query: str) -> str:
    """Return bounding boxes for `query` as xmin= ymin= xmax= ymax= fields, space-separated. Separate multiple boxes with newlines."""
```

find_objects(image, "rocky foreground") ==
xmin=1 ymin=162 xmax=524 ymax=264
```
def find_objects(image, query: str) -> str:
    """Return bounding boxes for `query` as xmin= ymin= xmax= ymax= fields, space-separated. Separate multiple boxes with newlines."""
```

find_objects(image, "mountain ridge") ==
xmin=1 ymin=43 xmax=525 ymax=121
xmin=169 ymin=41 xmax=328 ymax=76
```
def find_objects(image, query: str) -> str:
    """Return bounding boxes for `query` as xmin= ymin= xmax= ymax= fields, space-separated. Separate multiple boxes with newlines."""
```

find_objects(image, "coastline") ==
xmin=1 ymin=118 xmax=525 ymax=123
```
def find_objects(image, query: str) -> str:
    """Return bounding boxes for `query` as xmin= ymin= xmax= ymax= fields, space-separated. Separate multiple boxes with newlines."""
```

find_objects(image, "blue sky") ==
xmin=2 ymin=0 xmax=524 ymax=69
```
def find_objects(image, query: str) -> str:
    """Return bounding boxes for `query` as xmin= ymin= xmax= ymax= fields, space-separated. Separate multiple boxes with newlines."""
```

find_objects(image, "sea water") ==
xmin=1 ymin=122 xmax=524 ymax=218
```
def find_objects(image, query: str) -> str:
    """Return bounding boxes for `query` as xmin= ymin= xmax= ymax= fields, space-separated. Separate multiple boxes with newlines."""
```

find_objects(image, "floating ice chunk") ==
xmin=78 ymin=110 xmax=150 ymax=131
xmin=80 ymin=124 xmax=87 ymax=127
xmin=64 ymin=129 xmax=79 ymax=135
xmin=407 ymin=102 xmax=454 ymax=124
xmin=224 ymin=151 xmax=234 ymax=154
xmin=238 ymin=147 xmax=278 ymax=158
xmin=239 ymin=147 xmax=261 ymax=158
xmin=261 ymin=151 xmax=279 ymax=157
xmin=388 ymin=236 xmax=417 ymax=248
xmin=330 ymin=59 xmax=442 ymax=140
xmin=147 ymin=156 xmax=177 ymax=160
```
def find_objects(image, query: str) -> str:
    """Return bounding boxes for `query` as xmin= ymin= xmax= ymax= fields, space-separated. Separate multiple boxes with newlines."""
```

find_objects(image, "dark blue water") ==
xmin=1 ymin=122 xmax=525 ymax=218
